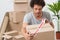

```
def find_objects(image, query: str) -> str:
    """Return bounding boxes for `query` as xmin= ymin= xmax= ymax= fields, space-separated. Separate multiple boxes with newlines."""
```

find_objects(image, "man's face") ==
xmin=33 ymin=4 xmax=43 ymax=17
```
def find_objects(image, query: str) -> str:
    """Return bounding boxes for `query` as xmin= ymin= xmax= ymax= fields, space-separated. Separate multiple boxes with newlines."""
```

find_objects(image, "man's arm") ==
xmin=21 ymin=22 xmax=28 ymax=36
xmin=50 ymin=22 xmax=54 ymax=28
xmin=45 ymin=19 xmax=54 ymax=28
xmin=21 ymin=22 xmax=34 ymax=40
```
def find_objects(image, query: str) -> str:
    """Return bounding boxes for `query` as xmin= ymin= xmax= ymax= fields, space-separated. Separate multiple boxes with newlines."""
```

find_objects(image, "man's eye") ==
xmin=39 ymin=8 xmax=42 ymax=10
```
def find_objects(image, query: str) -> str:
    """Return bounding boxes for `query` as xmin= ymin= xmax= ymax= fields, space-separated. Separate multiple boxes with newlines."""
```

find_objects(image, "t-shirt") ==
xmin=23 ymin=11 xmax=52 ymax=25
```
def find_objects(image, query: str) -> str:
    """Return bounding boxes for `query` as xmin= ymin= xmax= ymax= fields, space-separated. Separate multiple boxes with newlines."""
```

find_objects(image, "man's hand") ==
xmin=45 ymin=19 xmax=54 ymax=28
xmin=24 ymin=32 xmax=34 ymax=40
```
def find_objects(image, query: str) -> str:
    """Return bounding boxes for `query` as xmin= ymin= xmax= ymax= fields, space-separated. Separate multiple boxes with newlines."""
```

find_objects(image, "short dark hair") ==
xmin=30 ymin=0 xmax=45 ymax=8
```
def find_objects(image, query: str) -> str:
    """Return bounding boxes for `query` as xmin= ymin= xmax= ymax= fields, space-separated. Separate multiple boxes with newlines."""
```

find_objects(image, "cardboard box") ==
xmin=26 ymin=23 xmax=55 ymax=40
xmin=9 ymin=11 xmax=26 ymax=23
xmin=14 ymin=3 xmax=28 ymax=11
xmin=2 ymin=35 xmax=13 ymax=40
xmin=0 ymin=16 xmax=8 ymax=34
xmin=13 ymin=35 xmax=25 ymax=40
xmin=0 ymin=11 xmax=26 ymax=40
xmin=14 ymin=0 xmax=28 ymax=4
xmin=0 ymin=15 xmax=9 ymax=40
xmin=3 ymin=31 xmax=24 ymax=40
xmin=3 ymin=30 xmax=19 ymax=36
xmin=8 ymin=11 xmax=26 ymax=31
xmin=15 ymin=0 xmax=28 ymax=2
xmin=8 ymin=22 xmax=22 ymax=32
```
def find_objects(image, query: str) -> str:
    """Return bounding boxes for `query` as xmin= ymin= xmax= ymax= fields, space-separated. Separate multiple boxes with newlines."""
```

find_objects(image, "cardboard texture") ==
xmin=9 ymin=11 xmax=26 ymax=23
xmin=0 ymin=16 xmax=8 ymax=34
xmin=3 ymin=31 xmax=24 ymax=40
xmin=2 ymin=35 xmax=13 ymax=40
xmin=26 ymin=23 xmax=55 ymax=40
xmin=15 ymin=0 xmax=28 ymax=2
xmin=14 ymin=3 xmax=28 ymax=11
xmin=15 ymin=0 xmax=28 ymax=4
xmin=8 ymin=11 xmax=26 ymax=31
xmin=3 ymin=30 xmax=19 ymax=36
xmin=13 ymin=35 xmax=25 ymax=40
xmin=0 ymin=11 xmax=26 ymax=40
xmin=0 ymin=15 xmax=8 ymax=40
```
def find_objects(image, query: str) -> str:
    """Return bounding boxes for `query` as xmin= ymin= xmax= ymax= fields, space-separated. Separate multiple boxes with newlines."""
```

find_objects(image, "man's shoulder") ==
xmin=42 ymin=11 xmax=51 ymax=16
xmin=42 ymin=11 xmax=50 ymax=15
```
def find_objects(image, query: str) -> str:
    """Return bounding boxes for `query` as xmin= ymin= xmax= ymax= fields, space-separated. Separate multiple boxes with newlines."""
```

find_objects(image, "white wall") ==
xmin=0 ymin=0 xmax=14 ymax=27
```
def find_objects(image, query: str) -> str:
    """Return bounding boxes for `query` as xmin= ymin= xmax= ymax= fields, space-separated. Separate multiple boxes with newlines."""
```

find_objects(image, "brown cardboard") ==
xmin=26 ymin=23 xmax=55 ymax=40
xmin=14 ymin=3 xmax=28 ymax=11
xmin=3 ymin=31 xmax=24 ymax=40
xmin=0 ymin=13 xmax=8 ymax=40
xmin=8 ymin=11 xmax=26 ymax=31
xmin=15 ymin=0 xmax=28 ymax=2
xmin=0 ymin=16 xmax=8 ymax=34
xmin=2 ymin=35 xmax=13 ymax=40
xmin=8 ymin=22 xmax=22 ymax=32
xmin=14 ymin=0 xmax=28 ymax=4
xmin=13 ymin=35 xmax=25 ymax=40
xmin=9 ymin=11 xmax=26 ymax=23
xmin=3 ymin=30 xmax=19 ymax=36
xmin=0 ymin=11 xmax=26 ymax=40
xmin=0 ymin=15 xmax=8 ymax=40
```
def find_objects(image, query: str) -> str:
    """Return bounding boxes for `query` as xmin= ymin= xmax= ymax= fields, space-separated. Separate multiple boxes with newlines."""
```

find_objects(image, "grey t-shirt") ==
xmin=23 ymin=11 xmax=52 ymax=25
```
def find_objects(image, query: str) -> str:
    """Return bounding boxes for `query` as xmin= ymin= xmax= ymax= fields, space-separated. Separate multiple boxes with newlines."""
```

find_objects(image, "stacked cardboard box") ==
xmin=14 ymin=0 xmax=28 ymax=12
xmin=6 ymin=11 xmax=26 ymax=32
xmin=0 ymin=11 xmax=26 ymax=40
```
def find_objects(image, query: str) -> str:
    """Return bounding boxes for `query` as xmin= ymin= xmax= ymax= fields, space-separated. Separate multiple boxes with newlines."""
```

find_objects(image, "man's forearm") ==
xmin=50 ymin=22 xmax=54 ymax=28
xmin=21 ymin=27 xmax=27 ymax=36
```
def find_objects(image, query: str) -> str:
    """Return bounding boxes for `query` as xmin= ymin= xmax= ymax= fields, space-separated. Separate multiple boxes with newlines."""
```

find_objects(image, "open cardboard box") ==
xmin=26 ymin=23 xmax=56 ymax=40
xmin=2 ymin=30 xmax=25 ymax=40
xmin=0 ymin=11 xmax=26 ymax=40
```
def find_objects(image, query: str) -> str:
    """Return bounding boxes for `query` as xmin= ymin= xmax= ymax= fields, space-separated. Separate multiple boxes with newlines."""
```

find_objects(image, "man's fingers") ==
xmin=45 ymin=19 xmax=49 ymax=23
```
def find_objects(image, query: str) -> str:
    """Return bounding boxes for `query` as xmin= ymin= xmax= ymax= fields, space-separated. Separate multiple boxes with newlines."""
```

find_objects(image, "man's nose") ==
xmin=36 ymin=10 xmax=40 ymax=13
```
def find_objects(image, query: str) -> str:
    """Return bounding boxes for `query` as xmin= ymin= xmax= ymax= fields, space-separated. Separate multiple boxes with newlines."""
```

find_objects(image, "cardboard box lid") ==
xmin=14 ymin=35 xmax=24 ymax=39
xmin=2 ymin=35 xmax=12 ymax=39
xmin=3 ymin=30 xmax=19 ymax=36
xmin=26 ymin=23 xmax=55 ymax=40
xmin=3 ymin=30 xmax=18 ymax=35
xmin=26 ymin=23 xmax=54 ymax=33
xmin=0 ymin=16 xmax=8 ymax=34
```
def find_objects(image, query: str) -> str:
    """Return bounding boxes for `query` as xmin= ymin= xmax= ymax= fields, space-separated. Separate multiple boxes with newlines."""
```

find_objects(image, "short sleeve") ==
xmin=23 ymin=14 xmax=30 ymax=23
xmin=46 ymin=13 xmax=52 ymax=22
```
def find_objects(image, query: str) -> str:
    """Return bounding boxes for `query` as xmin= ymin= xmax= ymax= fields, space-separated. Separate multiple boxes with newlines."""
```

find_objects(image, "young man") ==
xmin=21 ymin=0 xmax=54 ymax=40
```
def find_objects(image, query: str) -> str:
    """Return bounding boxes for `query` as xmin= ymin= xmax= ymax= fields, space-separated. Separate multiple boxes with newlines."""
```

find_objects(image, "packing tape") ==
xmin=30 ymin=19 xmax=46 ymax=35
